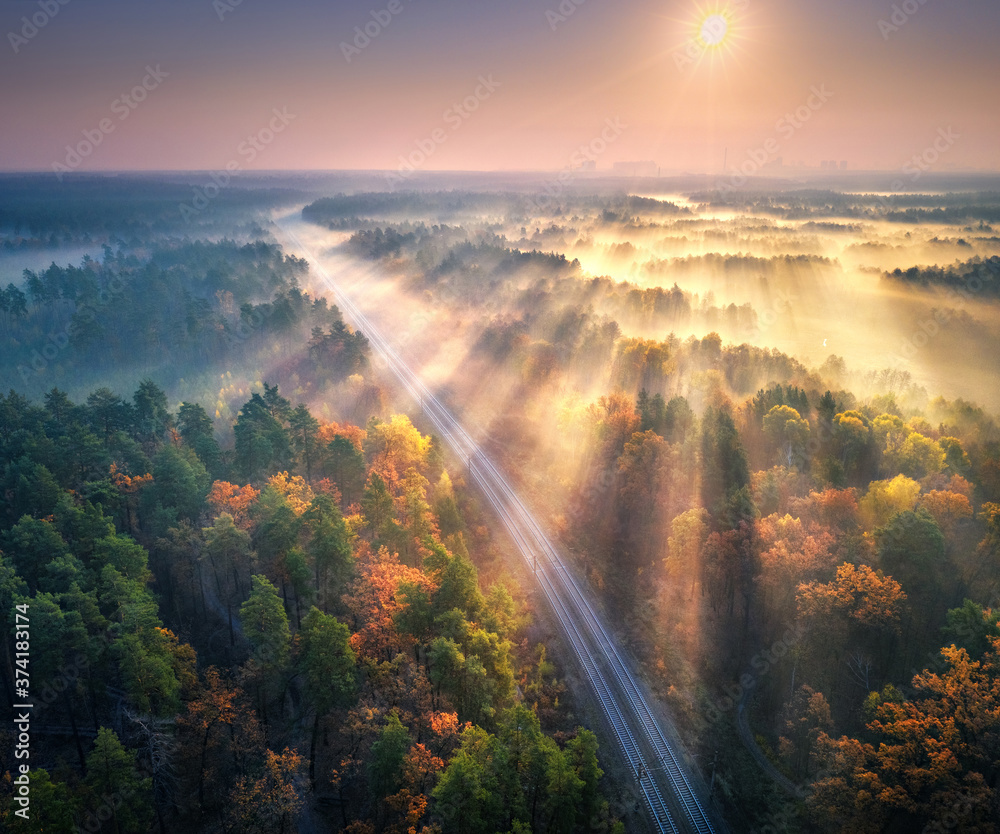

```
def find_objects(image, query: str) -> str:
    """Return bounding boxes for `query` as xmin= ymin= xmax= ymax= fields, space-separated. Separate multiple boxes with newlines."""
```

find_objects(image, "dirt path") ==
xmin=736 ymin=691 xmax=803 ymax=799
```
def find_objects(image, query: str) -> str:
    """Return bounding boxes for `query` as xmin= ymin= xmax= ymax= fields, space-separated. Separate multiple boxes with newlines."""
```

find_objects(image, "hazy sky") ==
xmin=2 ymin=0 xmax=998 ymax=174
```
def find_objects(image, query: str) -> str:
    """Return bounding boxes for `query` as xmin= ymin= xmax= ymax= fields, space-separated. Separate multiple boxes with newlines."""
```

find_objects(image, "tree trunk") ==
xmin=154 ymin=797 xmax=167 ymax=834
xmin=232 ymin=565 xmax=244 ymax=607
xmin=196 ymin=562 xmax=208 ymax=623
xmin=309 ymin=712 xmax=319 ymax=789
xmin=65 ymin=690 xmax=87 ymax=772
xmin=199 ymin=723 xmax=212 ymax=810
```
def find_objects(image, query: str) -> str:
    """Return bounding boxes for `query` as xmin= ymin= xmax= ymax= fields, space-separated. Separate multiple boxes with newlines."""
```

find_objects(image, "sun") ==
xmin=663 ymin=2 xmax=752 ymax=76
xmin=700 ymin=13 xmax=729 ymax=47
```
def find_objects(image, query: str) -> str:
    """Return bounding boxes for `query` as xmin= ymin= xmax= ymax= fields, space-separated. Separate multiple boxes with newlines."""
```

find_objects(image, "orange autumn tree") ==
xmin=384 ymin=743 xmax=446 ymax=834
xmin=109 ymin=463 xmax=153 ymax=534
xmin=778 ymin=684 xmax=834 ymax=780
xmin=921 ymin=473 xmax=975 ymax=500
xmin=615 ymin=429 xmax=681 ymax=567
xmin=109 ymin=463 xmax=153 ymax=492
xmin=426 ymin=710 xmax=464 ymax=756
xmin=180 ymin=667 xmax=236 ymax=810
xmin=586 ymin=392 xmax=640 ymax=458
xmin=919 ymin=489 xmax=974 ymax=539
xmin=758 ymin=514 xmax=837 ymax=621
xmin=788 ymin=487 xmax=860 ymax=534
xmin=311 ymin=478 xmax=343 ymax=504
xmin=808 ymin=638 xmax=1000 ymax=834
xmin=798 ymin=563 xmax=907 ymax=632
xmin=156 ymin=626 xmax=198 ymax=697
xmin=797 ymin=563 xmax=907 ymax=692
xmin=207 ymin=481 xmax=260 ymax=530
xmin=318 ymin=420 xmax=367 ymax=452
xmin=342 ymin=544 xmax=437 ymax=662
xmin=226 ymin=747 xmax=305 ymax=834
xmin=177 ymin=665 xmax=266 ymax=816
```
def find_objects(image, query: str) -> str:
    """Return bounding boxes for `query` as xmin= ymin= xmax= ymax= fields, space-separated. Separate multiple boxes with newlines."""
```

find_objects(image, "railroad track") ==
xmin=278 ymin=222 xmax=719 ymax=834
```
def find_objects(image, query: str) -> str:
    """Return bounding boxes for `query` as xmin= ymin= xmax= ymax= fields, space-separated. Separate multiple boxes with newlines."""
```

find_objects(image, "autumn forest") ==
xmin=2 ymin=174 xmax=1000 ymax=834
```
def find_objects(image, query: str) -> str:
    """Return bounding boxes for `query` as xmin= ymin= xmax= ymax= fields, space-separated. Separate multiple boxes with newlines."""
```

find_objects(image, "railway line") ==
xmin=277 ymin=222 xmax=720 ymax=834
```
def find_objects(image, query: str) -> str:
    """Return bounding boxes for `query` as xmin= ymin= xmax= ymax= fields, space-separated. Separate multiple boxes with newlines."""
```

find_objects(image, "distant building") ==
xmin=613 ymin=160 xmax=658 ymax=177
xmin=840 ymin=160 xmax=848 ymax=170
xmin=575 ymin=159 xmax=596 ymax=171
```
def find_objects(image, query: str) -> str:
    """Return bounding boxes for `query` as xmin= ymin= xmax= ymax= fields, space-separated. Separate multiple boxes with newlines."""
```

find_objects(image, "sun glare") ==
xmin=669 ymin=3 xmax=749 ymax=75
xmin=670 ymin=0 xmax=751 ymax=75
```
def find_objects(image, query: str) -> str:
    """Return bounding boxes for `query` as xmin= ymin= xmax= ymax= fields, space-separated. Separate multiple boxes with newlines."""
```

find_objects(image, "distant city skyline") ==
xmin=2 ymin=0 xmax=998 ymax=175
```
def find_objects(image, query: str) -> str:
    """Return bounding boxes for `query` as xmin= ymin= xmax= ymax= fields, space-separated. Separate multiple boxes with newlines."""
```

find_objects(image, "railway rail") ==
xmin=278 ymin=223 xmax=720 ymax=834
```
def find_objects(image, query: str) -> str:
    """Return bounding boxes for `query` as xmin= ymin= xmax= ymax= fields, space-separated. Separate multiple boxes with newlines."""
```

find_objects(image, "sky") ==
xmin=1 ymin=0 xmax=998 ymax=175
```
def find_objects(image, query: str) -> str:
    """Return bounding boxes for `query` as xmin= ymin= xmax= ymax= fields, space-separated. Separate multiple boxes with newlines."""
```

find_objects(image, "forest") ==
xmin=0 ymin=177 xmax=626 ymax=833
xmin=5 ymin=0 xmax=1000 ymax=827
xmin=296 ymin=186 xmax=1000 ymax=832
xmin=0 ymin=379 xmax=615 ymax=833
xmin=2 ymin=176 xmax=1000 ymax=832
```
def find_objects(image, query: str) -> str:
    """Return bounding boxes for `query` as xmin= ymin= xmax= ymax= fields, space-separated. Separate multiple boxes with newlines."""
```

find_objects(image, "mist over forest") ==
xmin=2 ymin=172 xmax=1000 ymax=834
